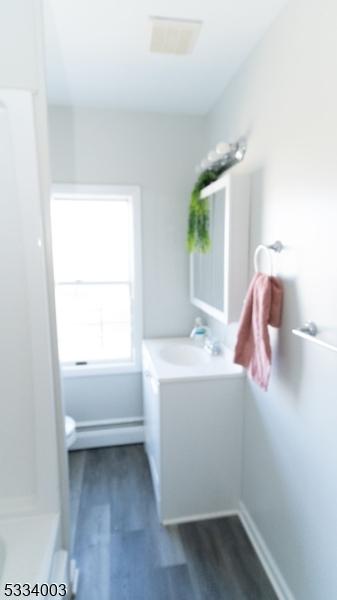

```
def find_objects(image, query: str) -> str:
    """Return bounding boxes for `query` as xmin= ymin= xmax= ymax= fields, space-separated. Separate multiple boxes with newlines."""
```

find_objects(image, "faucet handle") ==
xmin=204 ymin=338 xmax=222 ymax=356
xmin=211 ymin=340 xmax=223 ymax=356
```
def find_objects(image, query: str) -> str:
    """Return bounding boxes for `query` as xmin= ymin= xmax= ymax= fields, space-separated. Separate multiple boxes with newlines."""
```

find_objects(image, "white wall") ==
xmin=0 ymin=0 xmax=39 ymax=91
xmin=61 ymin=373 xmax=142 ymax=423
xmin=48 ymin=107 xmax=204 ymax=420
xmin=205 ymin=0 xmax=337 ymax=597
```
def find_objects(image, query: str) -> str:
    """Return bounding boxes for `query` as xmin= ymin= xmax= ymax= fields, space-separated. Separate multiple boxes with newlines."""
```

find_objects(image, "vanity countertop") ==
xmin=142 ymin=337 xmax=244 ymax=383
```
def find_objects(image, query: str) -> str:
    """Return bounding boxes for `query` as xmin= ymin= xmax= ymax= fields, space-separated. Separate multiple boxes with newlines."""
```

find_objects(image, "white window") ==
xmin=51 ymin=185 xmax=142 ymax=376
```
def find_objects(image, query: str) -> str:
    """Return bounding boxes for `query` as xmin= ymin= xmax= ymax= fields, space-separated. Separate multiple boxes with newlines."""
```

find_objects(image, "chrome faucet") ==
xmin=204 ymin=336 xmax=223 ymax=356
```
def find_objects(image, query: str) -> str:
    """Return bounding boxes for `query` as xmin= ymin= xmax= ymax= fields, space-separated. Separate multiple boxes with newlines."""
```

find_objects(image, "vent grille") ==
xmin=150 ymin=16 xmax=202 ymax=55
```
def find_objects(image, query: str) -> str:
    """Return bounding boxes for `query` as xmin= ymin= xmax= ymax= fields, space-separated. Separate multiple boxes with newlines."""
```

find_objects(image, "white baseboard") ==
xmin=239 ymin=502 xmax=295 ymax=600
xmin=162 ymin=509 xmax=238 ymax=526
xmin=70 ymin=423 xmax=144 ymax=450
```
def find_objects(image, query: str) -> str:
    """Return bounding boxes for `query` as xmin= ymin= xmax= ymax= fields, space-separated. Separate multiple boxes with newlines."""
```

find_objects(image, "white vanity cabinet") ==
xmin=143 ymin=363 xmax=161 ymax=499
xmin=142 ymin=338 xmax=245 ymax=524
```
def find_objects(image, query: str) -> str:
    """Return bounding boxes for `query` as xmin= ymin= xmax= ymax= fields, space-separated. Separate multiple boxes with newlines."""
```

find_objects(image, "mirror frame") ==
xmin=190 ymin=172 xmax=250 ymax=324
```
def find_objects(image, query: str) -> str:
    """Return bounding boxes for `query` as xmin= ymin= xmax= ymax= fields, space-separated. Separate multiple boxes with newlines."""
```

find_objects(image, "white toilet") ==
xmin=65 ymin=416 xmax=77 ymax=450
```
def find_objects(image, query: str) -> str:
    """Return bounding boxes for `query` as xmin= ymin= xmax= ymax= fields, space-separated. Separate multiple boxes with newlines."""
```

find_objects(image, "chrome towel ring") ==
xmin=254 ymin=240 xmax=284 ymax=275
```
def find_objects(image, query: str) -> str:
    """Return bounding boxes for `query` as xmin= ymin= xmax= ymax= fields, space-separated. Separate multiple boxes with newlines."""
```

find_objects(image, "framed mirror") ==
xmin=190 ymin=173 xmax=250 ymax=323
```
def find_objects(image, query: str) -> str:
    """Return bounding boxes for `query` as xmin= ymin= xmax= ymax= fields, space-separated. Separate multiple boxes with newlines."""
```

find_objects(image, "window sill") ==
xmin=61 ymin=362 xmax=141 ymax=378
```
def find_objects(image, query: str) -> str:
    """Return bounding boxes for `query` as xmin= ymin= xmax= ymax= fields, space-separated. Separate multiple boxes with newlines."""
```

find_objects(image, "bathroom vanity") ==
xmin=142 ymin=338 xmax=244 ymax=524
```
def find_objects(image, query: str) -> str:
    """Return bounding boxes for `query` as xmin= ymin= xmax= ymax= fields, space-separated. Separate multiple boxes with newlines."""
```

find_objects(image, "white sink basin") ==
xmin=143 ymin=338 xmax=244 ymax=382
xmin=159 ymin=343 xmax=210 ymax=366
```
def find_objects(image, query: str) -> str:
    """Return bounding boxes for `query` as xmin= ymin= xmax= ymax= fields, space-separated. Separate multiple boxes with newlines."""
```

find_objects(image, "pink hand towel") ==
xmin=234 ymin=273 xmax=283 ymax=391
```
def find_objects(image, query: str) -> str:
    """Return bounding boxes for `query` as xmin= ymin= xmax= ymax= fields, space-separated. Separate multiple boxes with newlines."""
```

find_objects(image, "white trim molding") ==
xmin=239 ymin=502 xmax=295 ymax=600
xmin=162 ymin=509 xmax=238 ymax=527
xmin=190 ymin=172 xmax=250 ymax=324
xmin=61 ymin=363 xmax=141 ymax=378
xmin=51 ymin=183 xmax=143 ymax=373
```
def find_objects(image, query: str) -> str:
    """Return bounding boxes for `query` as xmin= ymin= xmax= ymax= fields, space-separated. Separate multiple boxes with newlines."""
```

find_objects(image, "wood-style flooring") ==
xmin=69 ymin=445 xmax=277 ymax=600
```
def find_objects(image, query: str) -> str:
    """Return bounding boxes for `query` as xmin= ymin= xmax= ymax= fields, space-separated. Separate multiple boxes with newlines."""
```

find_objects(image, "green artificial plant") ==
xmin=187 ymin=169 xmax=219 ymax=253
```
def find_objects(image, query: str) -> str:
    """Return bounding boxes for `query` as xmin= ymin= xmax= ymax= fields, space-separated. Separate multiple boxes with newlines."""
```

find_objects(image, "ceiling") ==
xmin=44 ymin=0 xmax=288 ymax=115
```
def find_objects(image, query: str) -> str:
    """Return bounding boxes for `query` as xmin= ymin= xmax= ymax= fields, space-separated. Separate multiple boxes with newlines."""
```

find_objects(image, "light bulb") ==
xmin=216 ymin=141 xmax=231 ymax=156
xmin=207 ymin=150 xmax=218 ymax=163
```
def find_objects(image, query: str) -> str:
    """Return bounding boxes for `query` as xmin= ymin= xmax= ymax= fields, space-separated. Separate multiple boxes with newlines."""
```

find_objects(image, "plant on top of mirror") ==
xmin=188 ymin=138 xmax=247 ymax=253
xmin=187 ymin=169 xmax=218 ymax=253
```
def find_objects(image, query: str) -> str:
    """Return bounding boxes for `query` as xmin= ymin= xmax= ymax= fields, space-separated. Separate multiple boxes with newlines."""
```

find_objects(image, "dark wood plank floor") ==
xmin=69 ymin=445 xmax=277 ymax=600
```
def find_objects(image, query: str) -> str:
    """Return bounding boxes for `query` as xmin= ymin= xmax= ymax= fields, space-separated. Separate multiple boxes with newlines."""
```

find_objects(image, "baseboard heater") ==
xmin=70 ymin=417 xmax=144 ymax=450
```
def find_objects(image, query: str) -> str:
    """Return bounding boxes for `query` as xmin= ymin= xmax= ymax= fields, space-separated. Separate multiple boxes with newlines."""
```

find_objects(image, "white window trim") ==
xmin=51 ymin=183 xmax=143 ymax=377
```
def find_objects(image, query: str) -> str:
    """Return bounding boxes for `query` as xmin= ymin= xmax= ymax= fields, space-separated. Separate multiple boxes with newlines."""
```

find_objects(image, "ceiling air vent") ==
xmin=149 ymin=16 xmax=202 ymax=55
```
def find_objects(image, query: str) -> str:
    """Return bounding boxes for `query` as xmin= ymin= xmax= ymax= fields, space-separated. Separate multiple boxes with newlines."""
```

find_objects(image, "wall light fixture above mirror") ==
xmin=196 ymin=138 xmax=247 ymax=175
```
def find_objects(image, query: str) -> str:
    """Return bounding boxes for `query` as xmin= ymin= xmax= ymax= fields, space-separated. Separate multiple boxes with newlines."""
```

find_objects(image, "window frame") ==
xmin=51 ymin=184 xmax=143 ymax=378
